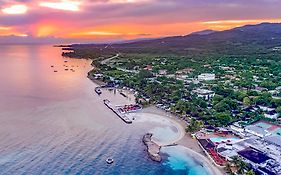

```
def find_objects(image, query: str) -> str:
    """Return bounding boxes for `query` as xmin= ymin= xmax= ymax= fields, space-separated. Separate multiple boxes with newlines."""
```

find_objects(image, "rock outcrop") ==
xmin=143 ymin=133 xmax=161 ymax=162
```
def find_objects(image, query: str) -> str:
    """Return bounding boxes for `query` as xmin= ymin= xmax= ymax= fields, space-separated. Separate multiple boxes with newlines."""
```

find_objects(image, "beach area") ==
xmin=0 ymin=45 xmax=224 ymax=175
xmin=95 ymin=87 xmax=224 ymax=175
xmin=137 ymin=106 xmax=224 ymax=175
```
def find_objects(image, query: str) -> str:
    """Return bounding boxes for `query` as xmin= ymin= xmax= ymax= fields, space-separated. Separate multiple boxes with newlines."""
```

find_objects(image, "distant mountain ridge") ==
xmin=190 ymin=29 xmax=217 ymax=36
xmin=89 ymin=22 xmax=281 ymax=55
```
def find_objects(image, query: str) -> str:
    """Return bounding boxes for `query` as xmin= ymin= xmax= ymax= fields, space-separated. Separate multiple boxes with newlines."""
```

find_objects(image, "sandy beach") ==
xmin=139 ymin=106 xmax=224 ymax=175
xmin=90 ymin=83 xmax=224 ymax=175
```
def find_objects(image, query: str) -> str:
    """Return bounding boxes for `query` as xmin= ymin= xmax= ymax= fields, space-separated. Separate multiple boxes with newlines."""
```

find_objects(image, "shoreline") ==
xmin=85 ymin=59 xmax=224 ymax=175
xmin=87 ymin=73 xmax=107 ymax=86
xmin=140 ymin=106 xmax=224 ymax=175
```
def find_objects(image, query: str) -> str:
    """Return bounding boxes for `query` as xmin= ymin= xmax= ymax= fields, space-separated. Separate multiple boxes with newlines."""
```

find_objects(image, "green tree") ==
xmin=138 ymin=70 xmax=153 ymax=79
xmin=224 ymin=163 xmax=232 ymax=174
xmin=214 ymin=101 xmax=230 ymax=112
xmin=232 ymin=156 xmax=248 ymax=175
xmin=246 ymin=170 xmax=256 ymax=175
xmin=212 ymin=95 xmax=224 ymax=105
xmin=277 ymin=106 xmax=281 ymax=114
xmin=216 ymin=112 xmax=232 ymax=126
xmin=186 ymin=119 xmax=203 ymax=133
xmin=243 ymin=97 xmax=251 ymax=106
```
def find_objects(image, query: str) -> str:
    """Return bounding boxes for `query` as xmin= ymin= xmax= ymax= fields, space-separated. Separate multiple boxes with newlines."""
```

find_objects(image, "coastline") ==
xmin=87 ymin=73 xmax=107 ymax=86
xmin=140 ymin=106 xmax=224 ymax=175
xmin=84 ymin=56 xmax=224 ymax=175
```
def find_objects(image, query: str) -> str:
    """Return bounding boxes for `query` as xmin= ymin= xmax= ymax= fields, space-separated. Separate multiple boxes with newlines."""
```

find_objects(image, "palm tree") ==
xmin=231 ymin=156 xmax=248 ymax=175
xmin=231 ymin=156 xmax=240 ymax=165
xmin=224 ymin=163 xmax=232 ymax=174
xmin=246 ymin=170 xmax=255 ymax=175
xmin=237 ymin=160 xmax=247 ymax=174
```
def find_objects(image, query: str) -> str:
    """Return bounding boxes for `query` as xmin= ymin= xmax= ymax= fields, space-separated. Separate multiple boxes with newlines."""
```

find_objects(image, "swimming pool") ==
xmin=210 ymin=137 xmax=239 ymax=143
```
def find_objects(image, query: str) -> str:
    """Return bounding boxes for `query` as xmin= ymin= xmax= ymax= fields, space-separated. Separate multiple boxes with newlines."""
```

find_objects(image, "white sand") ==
xmin=127 ymin=109 xmax=224 ymax=175
xmin=127 ymin=112 xmax=185 ymax=146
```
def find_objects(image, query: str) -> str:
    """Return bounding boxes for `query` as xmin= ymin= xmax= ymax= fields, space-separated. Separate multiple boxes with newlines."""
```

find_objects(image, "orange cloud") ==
xmin=201 ymin=19 xmax=281 ymax=30
xmin=0 ymin=26 xmax=11 ymax=30
xmin=72 ymin=31 xmax=122 ymax=36
xmin=64 ymin=22 xmax=205 ymax=41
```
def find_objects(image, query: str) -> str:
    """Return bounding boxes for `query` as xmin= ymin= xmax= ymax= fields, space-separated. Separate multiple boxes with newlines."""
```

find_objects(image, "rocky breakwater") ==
xmin=143 ymin=133 xmax=161 ymax=162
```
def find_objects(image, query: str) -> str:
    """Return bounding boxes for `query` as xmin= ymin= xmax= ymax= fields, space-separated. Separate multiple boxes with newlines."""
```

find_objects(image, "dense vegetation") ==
xmin=62 ymin=23 xmax=281 ymax=128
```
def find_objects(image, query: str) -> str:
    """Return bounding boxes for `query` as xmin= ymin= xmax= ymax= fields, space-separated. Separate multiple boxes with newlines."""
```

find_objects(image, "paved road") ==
xmin=101 ymin=53 xmax=119 ymax=65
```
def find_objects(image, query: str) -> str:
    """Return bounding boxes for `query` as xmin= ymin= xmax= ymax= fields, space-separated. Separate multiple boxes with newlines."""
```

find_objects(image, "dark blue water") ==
xmin=0 ymin=45 xmax=212 ymax=175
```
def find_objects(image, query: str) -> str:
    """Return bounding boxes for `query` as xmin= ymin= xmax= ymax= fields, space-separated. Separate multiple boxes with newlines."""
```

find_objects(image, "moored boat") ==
xmin=106 ymin=158 xmax=114 ymax=164
xmin=95 ymin=87 xmax=102 ymax=95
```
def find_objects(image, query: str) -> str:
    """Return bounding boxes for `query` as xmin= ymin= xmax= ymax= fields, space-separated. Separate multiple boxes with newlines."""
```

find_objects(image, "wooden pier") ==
xmin=103 ymin=99 xmax=132 ymax=124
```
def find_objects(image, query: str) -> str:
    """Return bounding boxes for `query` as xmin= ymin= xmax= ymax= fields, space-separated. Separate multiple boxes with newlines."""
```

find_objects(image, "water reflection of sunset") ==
xmin=0 ymin=45 xmax=92 ymax=111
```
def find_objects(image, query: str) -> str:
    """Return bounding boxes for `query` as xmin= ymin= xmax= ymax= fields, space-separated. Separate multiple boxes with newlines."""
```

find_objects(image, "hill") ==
xmin=67 ymin=23 xmax=281 ymax=58
xmin=190 ymin=29 xmax=217 ymax=36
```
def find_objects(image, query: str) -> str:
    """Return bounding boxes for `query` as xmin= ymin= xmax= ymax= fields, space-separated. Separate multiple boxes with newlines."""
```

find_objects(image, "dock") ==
xmin=103 ymin=99 xmax=132 ymax=124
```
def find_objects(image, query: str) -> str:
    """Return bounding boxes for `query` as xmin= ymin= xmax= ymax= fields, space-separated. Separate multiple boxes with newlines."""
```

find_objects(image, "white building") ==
xmin=259 ymin=105 xmax=275 ymax=112
xmin=230 ymin=122 xmax=245 ymax=133
xmin=245 ymin=125 xmax=271 ymax=138
xmin=264 ymin=112 xmax=279 ymax=119
xmin=198 ymin=73 xmax=216 ymax=81
xmin=94 ymin=73 xmax=103 ymax=79
xmin=158 ymin=69 xmax=167 ymax=75
xmin=192 ymin=88 xmax=215 ymax=100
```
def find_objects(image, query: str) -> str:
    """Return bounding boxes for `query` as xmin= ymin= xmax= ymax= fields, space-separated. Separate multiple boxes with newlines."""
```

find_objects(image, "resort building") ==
xmin=93 ymin=73 xmax=104 ymax=79
xmin=143 ymin=65 xmax=153 ymax=71
xmin=264 ymin=135 xmax=281 ymax=148
xmin=198 ymin=73 xmax=216 ymax=81
xmin=175 ymin=68 xmax=193 ymax=75
xmin=264 ymin=110 xmax=279 ymax=119
xmin=192 ymin=88 xmax=215 ymax=100
xmin=196 ymin=119 xmax=281 ymax=174
xmin=217 ymin=137 xmax=281 ymax=175
xmin=259 ymin=105 xmax=275 ymax=112
xmin=245 ymin=125 xmax=271 ymax=138
xmin=229 ymin=122 xmax=246 ymax=136
xmin=158 ymin=69 xmax=167 ymax=75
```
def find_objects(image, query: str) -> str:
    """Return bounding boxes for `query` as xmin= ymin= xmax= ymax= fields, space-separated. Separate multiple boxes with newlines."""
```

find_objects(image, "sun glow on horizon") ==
xmin=37 ymin=25 xmax=58 ymax=37
xmin=0 ymin=33 xmax=28 ymax=37
xmin=14 ymin=33 xmax=28 ymax=37
xmin=201 ymin=19 xmax=281 ymax=31
xmin=0 ymin=27 xmax=11 ymax=30
xmin=72 ymin=31 xmax=122 ymax=36
xmin=1 ymin=4 xmax=28 ymax=15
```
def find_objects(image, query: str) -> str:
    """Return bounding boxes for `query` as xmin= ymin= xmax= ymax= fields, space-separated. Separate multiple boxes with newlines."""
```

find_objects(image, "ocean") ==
xmin=0 ymin=45 xmax=211 ymax=175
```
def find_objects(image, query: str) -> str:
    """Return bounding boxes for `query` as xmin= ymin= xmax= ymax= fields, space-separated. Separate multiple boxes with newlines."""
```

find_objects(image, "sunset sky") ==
xmin=1 ymin=0 xmax=281 ymax=43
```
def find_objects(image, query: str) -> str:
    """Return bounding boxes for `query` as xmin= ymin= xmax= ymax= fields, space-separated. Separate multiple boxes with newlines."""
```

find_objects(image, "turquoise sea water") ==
xmin=0 ymin=45 xmax=212 ymax=175
xmin=150 ymin=125 xmax=180 ymax=144
xmin=161 ymin=146 xmax=210 ymax=175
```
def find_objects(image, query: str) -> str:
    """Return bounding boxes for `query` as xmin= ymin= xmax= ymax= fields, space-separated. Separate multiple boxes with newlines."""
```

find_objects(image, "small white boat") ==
xmin=106 ymin=158 xmax=114 ymax=164
xmin=95 ymin=88 xmax=102 ymax=95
